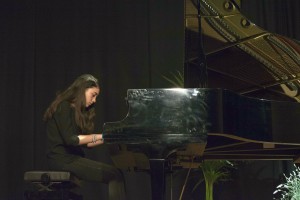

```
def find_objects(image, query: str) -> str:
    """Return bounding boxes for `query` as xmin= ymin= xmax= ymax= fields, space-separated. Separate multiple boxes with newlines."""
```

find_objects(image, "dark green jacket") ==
xmin=46 ymin=101 xmax=85 ymax=163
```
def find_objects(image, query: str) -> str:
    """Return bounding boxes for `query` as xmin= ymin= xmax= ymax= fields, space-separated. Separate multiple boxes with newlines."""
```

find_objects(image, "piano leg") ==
xmin=149 ymin=159 xmax=166 ymax=200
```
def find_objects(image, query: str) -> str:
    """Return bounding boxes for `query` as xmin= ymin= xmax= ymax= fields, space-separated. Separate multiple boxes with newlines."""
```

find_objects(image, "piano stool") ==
xmin=23 ymin=170 xmax=83 ymax=200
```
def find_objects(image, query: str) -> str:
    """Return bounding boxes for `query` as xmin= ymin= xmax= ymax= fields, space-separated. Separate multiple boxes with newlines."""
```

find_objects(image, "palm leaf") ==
xmin=161 ymin=70 xmax=184 ymax=88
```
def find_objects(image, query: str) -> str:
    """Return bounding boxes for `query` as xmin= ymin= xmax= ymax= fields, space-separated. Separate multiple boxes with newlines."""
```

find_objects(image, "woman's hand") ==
xmin=87 ymin=134 xmax=104 ymax=147
xmin=78 ymin=133 xmax=104 ymax=147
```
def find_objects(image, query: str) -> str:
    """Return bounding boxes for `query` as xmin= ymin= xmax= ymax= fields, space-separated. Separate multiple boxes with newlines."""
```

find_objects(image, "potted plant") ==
xmin=274 ymin=164 xmax=300 ymax=200
xmin=191 ymin=160 xmax=234 ymax=200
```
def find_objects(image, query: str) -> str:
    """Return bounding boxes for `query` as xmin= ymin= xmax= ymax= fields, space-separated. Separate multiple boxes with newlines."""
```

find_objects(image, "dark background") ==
xmin=0 ymin=0 xmax=299 ymax=199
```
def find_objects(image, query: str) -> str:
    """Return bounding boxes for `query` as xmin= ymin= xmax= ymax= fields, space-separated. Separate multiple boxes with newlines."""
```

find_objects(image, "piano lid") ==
xmin=184 ymin=0 xmax=300 ymax=102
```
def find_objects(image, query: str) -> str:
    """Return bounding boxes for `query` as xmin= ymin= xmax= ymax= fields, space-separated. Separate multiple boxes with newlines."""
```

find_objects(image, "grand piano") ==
xmin=103 ymin=0 xmax=300 ymax=199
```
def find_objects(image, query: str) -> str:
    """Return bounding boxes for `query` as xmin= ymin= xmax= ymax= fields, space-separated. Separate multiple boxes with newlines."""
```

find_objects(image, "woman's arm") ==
xmin=78 ymin=134 xmax=103 ymax=147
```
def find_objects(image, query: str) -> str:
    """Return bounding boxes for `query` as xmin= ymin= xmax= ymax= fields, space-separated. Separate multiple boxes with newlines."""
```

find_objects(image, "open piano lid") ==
xmin=182 ymin=0 xmax=300 ymax=163
xmin=185 ymin=0 xmax=300 ymax=102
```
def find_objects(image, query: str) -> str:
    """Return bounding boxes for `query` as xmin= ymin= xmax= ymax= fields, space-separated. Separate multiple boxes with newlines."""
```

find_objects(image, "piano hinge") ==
xmin=263 ymin=143 xmax=275 ymax=149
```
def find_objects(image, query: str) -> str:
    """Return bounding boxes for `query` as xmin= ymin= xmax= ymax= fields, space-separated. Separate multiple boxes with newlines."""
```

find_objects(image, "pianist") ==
xmin=43 ymin=74 xmax=126 ymax=200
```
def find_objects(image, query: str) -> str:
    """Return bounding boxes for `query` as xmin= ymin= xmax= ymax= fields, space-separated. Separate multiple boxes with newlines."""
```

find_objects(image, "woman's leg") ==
xmin=48 ymin=157 xmax=126 ymax=200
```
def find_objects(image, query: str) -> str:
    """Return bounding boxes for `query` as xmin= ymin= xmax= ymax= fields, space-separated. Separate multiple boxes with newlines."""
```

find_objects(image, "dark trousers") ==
xmin=48 ymin=157 xmax=126 ymax=200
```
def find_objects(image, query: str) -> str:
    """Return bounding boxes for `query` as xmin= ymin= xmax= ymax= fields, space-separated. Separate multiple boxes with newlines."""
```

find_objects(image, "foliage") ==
xmin=161 ymin=70 xmax=184 ymax=88
xmin=193 ymin=160 xmax=234 ymax=200
xmin=274 ymin=164 xmax=300 ymax=200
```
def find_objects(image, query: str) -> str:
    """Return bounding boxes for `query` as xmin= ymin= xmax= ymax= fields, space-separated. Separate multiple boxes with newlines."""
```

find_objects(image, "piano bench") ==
xmin=23 ymin=170 xmax=83 ymax=200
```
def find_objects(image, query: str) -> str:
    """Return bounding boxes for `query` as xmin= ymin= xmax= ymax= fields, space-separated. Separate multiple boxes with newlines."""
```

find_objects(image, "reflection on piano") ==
xmin=103 ymin=88 xmax=300 ymax=200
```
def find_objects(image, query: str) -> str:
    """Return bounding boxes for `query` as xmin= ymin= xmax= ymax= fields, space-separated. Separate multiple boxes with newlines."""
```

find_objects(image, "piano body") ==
xmin=103 ymin=88 xmax=300 ymax=199
xmin=103 ymin=0 xmax=300 ymax=199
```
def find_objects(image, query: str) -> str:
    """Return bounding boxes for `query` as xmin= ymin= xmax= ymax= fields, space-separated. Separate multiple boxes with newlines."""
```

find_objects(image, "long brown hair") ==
xmin=43 ymin=74 xmax=99 ymax=132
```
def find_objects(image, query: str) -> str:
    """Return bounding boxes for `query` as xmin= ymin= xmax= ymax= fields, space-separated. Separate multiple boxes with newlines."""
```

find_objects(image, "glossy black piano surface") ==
xmin=103 ymin=88 xmax=300 ymax=161
xmin=103 ymin=88 xmax=208 ymax=144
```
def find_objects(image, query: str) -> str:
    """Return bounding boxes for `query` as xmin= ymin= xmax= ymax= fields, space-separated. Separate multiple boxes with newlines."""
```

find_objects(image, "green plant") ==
xmin=161 ymin=70 xmax=184 ymax=88
xmin=274 ymin=164 xmax=300 ymax=200
xmin=192 ymin=160 xmax=234 ymax=200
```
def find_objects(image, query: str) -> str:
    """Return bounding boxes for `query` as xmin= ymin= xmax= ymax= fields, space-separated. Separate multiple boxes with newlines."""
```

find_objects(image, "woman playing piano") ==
xmin=43 ymin=74 xmax=126 ymax=200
